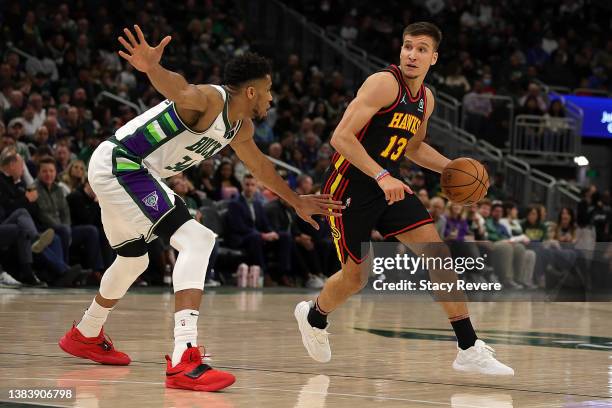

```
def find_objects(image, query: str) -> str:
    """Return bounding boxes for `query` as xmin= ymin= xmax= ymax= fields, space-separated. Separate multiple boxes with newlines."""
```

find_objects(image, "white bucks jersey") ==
xmin=113 ymin=85 xmax=242 ymax=178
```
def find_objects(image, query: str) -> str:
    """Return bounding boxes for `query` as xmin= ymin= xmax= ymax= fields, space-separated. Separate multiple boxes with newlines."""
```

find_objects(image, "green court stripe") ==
xmin=164 ymin=112 xmax=178 ymax=132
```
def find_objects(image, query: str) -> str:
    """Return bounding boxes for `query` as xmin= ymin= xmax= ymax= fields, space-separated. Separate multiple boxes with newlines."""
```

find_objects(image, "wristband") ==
xmin=375 ymin=169 xmax=389 ymax=182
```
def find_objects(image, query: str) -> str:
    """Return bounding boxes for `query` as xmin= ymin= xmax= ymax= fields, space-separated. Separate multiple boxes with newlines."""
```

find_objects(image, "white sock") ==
xmin=76 ymin=299 xmax=112 ymax=338
xmin=172 ymin=309 xmax=199 ymax=367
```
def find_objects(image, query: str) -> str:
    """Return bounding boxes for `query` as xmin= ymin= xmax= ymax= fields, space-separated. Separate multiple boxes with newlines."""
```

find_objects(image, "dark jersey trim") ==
xmin=376 ymin=68 xmax=402 ymax=115
xmin=392 ymin=65 xmax=422 ymax=103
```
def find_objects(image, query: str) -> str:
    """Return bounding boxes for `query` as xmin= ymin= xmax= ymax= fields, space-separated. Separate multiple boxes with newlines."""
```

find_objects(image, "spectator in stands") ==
xmin=34 ymin=157 xmax=103 ymax=273
xmin=3 ymin=90 xmax=25 ymax=124
xmin=498 ymin=52 xmax=526 ymax=96
xmin=577 ymin=185 xmax=597 ymax=227
xmin=169 ymin=175 xmax=219 ymax=286
xmin=410 ymin=170 xmax=427 ymax=194
xmin=429 ymin=197 xmax=447 ymax=238
xmin=265 ymin=196 xmax=324 ymax=288
xmin=522 ymin=205 xmax=548 ymax=243
xmin=444 ymin=63 xmax=471 ymax=99
xmin=300 ymin=131 xmax=321 ymax=170
xmin=462 ymin=79 xmax=492 ymax=137
xmin=226 ymin=174 xmax=292 ymax=286
xmin=553 ymin=207 xmax=577 ymax=243
xmin=54 ymin=143 xmax=72 ymax=174
xmin=211 ymin=160 xmax=241 ymax=201
xmin=6 ymin=118 xmax=31 ymax=161
xmin=28 ymin=93 xmax=46 ymax=130
xmin=33 ymin=125 xmax=50 ymax=148
xmin=58 ymin=159 xmax=86 ymax=195
xmin=593 ymin=39 xmax=612 ymax=72
xmin=339 ymin=15 xmax=359 ymax=43
xmin=444 ymin=202 xmax=470 ymax=242
xmin=66 ymin=179 xmax=114 ymax=271
xmin=0 ymin=150 xmax=80 ymax=286
xmin=169 ymin=176 xmax=201 ymax=220
xmin=417 ymin=188 xmax=430 ymax=209
xmin=500 ymin=201 xmax=537 ymax=288
xmin=485 ymin=202 xmax=530 ymax=288
xmin=517 ymin=96 xmax=545 ymax=116
xmin=522 ymin=204 xmax=554 ymax=287
xmin=518 ymin=83 xmax=547 ymax=113
xmin=587 ymin=192 xmax=611 ymax=242
xmin=308 ymin=154 xmax=330 ymax=187
xmin=486 ymin=173 xmax=508 ymax=201
xmin=194 ymin=159 xmax=215 ymax=199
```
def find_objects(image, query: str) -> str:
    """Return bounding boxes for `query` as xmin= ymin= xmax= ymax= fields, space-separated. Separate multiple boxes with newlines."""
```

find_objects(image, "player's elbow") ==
xmin=330 ymin=129 xmax=348 ymax=151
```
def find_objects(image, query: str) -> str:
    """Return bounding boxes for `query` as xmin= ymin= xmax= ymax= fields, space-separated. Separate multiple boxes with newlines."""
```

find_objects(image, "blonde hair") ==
xmin=60 ymin=160 xmax=86 ymax=192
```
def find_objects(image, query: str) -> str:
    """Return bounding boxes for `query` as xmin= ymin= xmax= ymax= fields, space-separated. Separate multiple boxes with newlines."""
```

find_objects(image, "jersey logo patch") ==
xmin=418 ymin=99 xmax=424 ymax=112
xmin=142 ymin=191 xmax=159 ymax=211
xmin=400 ymin=94 xmax=407 ymax=105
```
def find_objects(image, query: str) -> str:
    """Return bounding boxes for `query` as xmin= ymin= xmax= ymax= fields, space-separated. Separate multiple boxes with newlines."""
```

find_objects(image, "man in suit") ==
xmin=226 ymin=174 xmax=292 ymax=286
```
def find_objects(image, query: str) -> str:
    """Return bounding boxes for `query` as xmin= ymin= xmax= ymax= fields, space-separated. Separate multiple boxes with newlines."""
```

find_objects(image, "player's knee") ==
xmin=170 ymin=220 xmax=216 ymax=292
xmin=170 ymin=219 xmax=216 ymax=252
xmin=99 ymin=254 xmax=149 ymax=299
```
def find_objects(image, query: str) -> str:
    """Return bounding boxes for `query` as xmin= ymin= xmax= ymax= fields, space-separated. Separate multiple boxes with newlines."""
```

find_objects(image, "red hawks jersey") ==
xmin=329 ymin=64 xmax=427 ymax=183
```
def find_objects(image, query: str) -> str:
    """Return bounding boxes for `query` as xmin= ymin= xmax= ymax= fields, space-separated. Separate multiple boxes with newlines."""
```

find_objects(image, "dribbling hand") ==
xmin=377 ymin=175 xmax=413 ymax=205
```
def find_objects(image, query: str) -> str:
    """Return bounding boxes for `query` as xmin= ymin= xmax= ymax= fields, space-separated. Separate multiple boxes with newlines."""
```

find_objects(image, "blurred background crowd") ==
xmin=0 ymin=0 xmax=609 ymax=292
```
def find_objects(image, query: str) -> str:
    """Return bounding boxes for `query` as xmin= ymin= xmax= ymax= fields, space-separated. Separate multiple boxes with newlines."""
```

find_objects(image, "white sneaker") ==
xmin=294 ymin=301 xmax=331 ymax=362
xmin=204 ymin=278 xmax=221 ymax=288
xmin=453 ymin=339 xmax=514 ymax=376
xmin=0 ymin=271 xmax=22 ymax=288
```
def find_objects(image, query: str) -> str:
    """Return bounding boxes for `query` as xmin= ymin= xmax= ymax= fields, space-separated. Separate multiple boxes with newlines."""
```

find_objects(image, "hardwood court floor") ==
xmin=0 ymin=288 xmax=611 ymax=407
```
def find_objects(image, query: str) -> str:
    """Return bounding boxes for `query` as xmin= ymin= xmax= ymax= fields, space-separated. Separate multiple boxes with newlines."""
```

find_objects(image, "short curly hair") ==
xmin=223 ymin=52 xmax=272 ymax=87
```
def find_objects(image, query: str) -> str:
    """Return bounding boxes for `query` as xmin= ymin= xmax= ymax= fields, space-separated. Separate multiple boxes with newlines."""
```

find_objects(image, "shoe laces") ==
xmin=474 ymin=342 xmax=496 ymax=361
xmin=311 ymin=327 xmax=330 ymax=344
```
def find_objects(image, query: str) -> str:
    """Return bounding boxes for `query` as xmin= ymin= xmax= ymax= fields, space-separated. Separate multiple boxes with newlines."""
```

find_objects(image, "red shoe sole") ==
xmin=165 ymin=376 xmax=235 ymax=392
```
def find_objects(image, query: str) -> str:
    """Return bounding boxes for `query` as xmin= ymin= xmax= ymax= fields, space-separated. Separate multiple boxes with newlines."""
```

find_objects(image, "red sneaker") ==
xmin=165 ymin=345 xmax=235 ymax=391
xmin=58 ymin=324 xmax=131 ymax=365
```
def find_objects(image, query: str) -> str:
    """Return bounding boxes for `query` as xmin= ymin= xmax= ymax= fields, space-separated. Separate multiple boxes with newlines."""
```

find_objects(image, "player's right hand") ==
xmin=118 ymin=25 xmax=171 ymax=73
xmin=377 ymin=176 xmax=413 ymax=205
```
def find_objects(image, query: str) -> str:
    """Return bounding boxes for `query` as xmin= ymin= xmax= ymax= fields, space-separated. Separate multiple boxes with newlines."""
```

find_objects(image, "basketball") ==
xmin=440 ymin=158 xmax=489 ymax=205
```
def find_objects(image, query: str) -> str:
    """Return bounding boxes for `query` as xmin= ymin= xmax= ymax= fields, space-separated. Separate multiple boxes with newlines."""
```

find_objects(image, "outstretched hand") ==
xmin=118 ymin=25 xmax=171 ymax=73
xmin=294 ymin=194 xmax=344 ymax=230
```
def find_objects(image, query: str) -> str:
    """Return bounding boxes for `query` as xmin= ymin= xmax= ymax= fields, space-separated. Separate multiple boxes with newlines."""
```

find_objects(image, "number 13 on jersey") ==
xmin=380 ymin=135 xmax=408 ymax=161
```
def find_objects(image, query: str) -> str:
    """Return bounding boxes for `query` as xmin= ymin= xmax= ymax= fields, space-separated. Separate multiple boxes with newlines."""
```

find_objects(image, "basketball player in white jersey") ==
xmin=58 ymin=25 xmax=343 ymax=392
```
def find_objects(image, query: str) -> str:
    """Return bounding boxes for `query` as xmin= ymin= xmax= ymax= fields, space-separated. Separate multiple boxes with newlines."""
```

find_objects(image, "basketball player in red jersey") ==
xmin=295 ymin=22 xmax=513 ymax=375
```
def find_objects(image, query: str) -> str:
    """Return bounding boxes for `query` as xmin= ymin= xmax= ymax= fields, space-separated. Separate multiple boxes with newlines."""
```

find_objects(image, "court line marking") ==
xmin=0 ymin=377 xmax=484 ymax=407
xmin=1 ymin=352 xmax=610 ymax=400
xmin=0 ymin=400 xmax=70 ymax=408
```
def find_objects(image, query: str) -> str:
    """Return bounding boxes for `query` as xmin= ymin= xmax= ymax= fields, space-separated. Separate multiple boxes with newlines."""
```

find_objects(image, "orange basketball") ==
xmin=440 ymin=158 xmax=489 ymax=205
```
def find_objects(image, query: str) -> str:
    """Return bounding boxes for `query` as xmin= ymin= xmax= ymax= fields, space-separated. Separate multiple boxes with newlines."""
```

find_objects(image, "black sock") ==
xmin=307 ymin=299 xmax=328 ymax=329
xmin=451 ymin=317 xmax=477 ymax=350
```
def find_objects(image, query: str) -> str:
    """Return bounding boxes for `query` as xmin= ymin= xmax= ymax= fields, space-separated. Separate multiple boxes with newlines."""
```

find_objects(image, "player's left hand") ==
xmin=294 ymin=194 xmax=344 ymax=230
xmin=118 ymin=25 xmax=171 ymax=73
